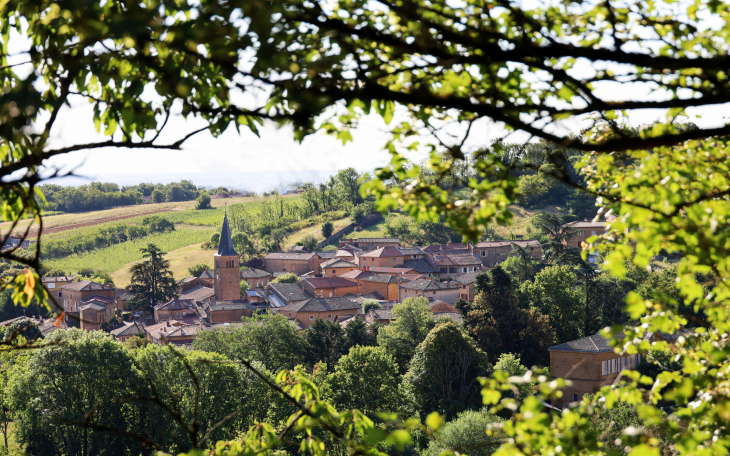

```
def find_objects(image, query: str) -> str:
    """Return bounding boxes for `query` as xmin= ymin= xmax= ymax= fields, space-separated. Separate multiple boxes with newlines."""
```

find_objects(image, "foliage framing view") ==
xmin=2 ymin=0 xmax=730 ymax=455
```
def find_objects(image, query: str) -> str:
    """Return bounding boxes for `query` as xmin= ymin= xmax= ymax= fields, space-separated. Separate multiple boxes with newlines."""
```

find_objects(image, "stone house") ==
xmin=364 ymin=308 xmax=394 ymax=325
xmin=42 ymin=275 xmax=77 ymax=290
xmin=357 ymin=274 xmax=407 ymax=301
xmin=205 ymin=301 xmax=254 ymax=323
xmin=111 ymin=321 xmax=146 ymax=342
xmin=339 ymin=269 xmax=373 ymax=282
xmin=178 ymin=285 xmax=215 ymax=306
xmin=154 ymin=299 xmax=197 ymax=323
xmin=240 ymin=268 xmax=273 ymax=289
xmin=454 ymin=270 xmax=481 ymax=301
xmin=266 ymin=282 xmax=312 ymax=308
xmin=79 ymin=295 xmax=116 ymax=331
xmin=398 ymin=247 xmax=427 ymax=260
xmin=563 ymin=221 xmax=607 ymax=248
xmin=425 ymin=249 xmax=482 ymax=280
xmin=198 ymin=269 xmax=215 ymax=285
xmin=470 ymin=240 xmax=542 ymax=267
xmin=277 ymin=297 xmax=362 ymax=328
xmin=548 ymin=334 xmax=642 ymax=407
xmin=396 ymin=259 xmax=439 ymax=276
xmin=358 ymin=246 xmax=405 ymax=269
xmin=59 ymin=280 xmax=115 ymax=313
xmin=319 ymin=259 xmax=359 ymax=277
xmin=145 ymin=319 xmax=199 ymax=345
xmin=300 ymin=277 xmax=360 ymax=298
xmin=263 ymin=252 xmax=324 ymax=275
xmin=398 ymin=278 xmax=461 ymax=304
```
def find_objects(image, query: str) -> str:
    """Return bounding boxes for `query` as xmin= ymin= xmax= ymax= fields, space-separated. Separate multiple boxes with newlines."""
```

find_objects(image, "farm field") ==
xmin=0 ymin=195 xmax=289 ymax=236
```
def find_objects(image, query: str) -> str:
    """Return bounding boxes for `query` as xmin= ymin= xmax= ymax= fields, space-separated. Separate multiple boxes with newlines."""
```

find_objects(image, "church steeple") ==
xmin=214 ymin=211 xmax=240 ymax=301
xmin=216 ymin=211 xmax=238 ymax=257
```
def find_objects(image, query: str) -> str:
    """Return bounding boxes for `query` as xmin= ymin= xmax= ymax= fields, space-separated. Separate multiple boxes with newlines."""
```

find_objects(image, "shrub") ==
xmin=322 ymin=221 xmax=334 ymax=239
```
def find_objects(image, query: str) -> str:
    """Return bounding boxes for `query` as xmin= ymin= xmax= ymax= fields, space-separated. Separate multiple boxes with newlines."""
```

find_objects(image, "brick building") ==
xmin=398 ymin=247 xmax=427 ymax=260
xmin=396 ymin=259 xmax=439 ymax=276
xmin=358 ymin=246 xmax=405 ymax=269
xmin=320 ymin=259 xmax=359 ymax=277
xmin=111 ymin=321 xmax=146 ymax=342
xmin=426 ymin=249 xmax=482 ymax=280
xmin=198 ymin=269 xmax=215 ymax=285
xmin=548 ymin=334 xmax=641 ymax=407
xmin=205 ymin=301 xmax=254 ymax=323
xmin=300 ymin=277 xmax=360 ymax=298
xmin=59 ymin=280 xmax=115 ymax=313
xmin=240 ymin=268 xmax=273 ymax=289
xmin=563 ymin=221 xmax=607 ymax=248
xmin=470 ymin=239 xmax=542 ymax=267
xmin=339 ymin=269 xmax=373 ymax=282
xmin=277 ymin=297 xmax=362 ymax=328
xmin=208 ymin=213 xmax=252 ymax=318
xmin=398 ymin=278 xmax=460 ymax=304
xmin=42 ymin=275 xmax=77 ymax=290
xmin=454 ymin=270 xmax=481 ymax=301
xmin=266 ymin=282 xmax=312 ymax=308
xmin=145 ymin=319 xmax=199 ymax=345
xmin=79 ymin=295 xmax=116 ymax=331
xmin=365 ymin=308 xmax=394 ymax=325
xmin=178 ymin=285 xmax=215 ymax=306
xmin=357 ymin=274 xmax=407 ymax=301
xmin=263 ymin=252 xmax=323 ymax=275
xmin=154 ymin=299 xmax=197 ymax=323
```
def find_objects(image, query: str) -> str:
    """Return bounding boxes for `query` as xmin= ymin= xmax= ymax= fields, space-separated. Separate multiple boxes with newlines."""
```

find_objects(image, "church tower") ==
xmin=214 ymin=212 xmax=240 ymax=301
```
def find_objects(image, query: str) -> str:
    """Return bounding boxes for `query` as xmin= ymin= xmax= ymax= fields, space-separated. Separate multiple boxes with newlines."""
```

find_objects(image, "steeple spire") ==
xmin=216 ymin=212 xmax=238 ymax=257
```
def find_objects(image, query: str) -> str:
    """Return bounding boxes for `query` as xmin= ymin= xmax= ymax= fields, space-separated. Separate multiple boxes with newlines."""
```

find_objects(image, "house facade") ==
xmin=357 ymin=274 xmax=407 ymax=301
xmin=300 ymin=277 xmax=360 ymax=298
xmin=240 ymin=268 xmax=273 ymax=289
xmin=263 ymin=252 xmax=323 ymax=275
xmin=398 ymin=279 xmax=461 ymax=304
xmin=277 ymin=297 xmax=362 ymax=328
xmin=454 ymin=270 xmax=481 ymax=301
xmin=470 ymin=239 xmax=542 ymax=267
xmin=563 ymin=221 xmax=607 ymax=248
xmin=154 ymin=299 xmax=198 ymax=322
xmin=358 ymin=246 xmax=405 ymax=269
xmin=59 ymin=280 xmax=115 ymax=313
xmin=320 ymin=259 xmax=359 ymax=277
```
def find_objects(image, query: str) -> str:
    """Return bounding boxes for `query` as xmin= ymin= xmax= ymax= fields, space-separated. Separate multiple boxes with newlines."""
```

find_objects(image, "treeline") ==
xmin=39 ymin=180 xmax=202 ymax=213
xmin=42 ymin=216 xmax=175 ymax=260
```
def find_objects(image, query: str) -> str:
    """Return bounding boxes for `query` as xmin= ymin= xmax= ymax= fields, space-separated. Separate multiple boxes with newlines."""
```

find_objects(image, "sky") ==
xmin=11 ymin=3 xmax=730 ymax=192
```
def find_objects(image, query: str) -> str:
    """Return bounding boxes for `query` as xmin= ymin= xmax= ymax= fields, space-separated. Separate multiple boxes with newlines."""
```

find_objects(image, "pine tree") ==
xmin=127 ymin=244 xmax=177 ymax=315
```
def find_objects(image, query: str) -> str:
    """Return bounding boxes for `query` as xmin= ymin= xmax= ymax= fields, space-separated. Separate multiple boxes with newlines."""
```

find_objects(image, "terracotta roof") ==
xmin=335 ymin=249 xmax=356 ymax=258
xmin=279 ymin=297 xmax=361 ymax=313
xmin=399 ymin=279 xmax=460 ymax=291
xmin=179 ymin=285 xmax=216 ymax=302
xmin=155 ymin=299 xmax=195 ymax=311
xmin=321 ymin=259 xmax=359 ymax=269
xmin=111 ymin=321 xmax=146 ymax=338
xmin=264 ymin=252 xmax=316 ymax=261
xmin=339 ymin=270 xmax=373 ymax=280
xmin=360 ymin=246 xmax=404 ymax=258
xmin=398 ymin=259 xmax=439 ymax=274
xmin=454 ymin=270 xmax=481 ymax=285
xmin=548 ymin=334 xmax=613 ymax=353
xmin=361 ymin=274 xmax=409 ymax=284
xmin=216 ymin=213 xmax=239 ymax=257
xmin=59 ymin=280 xmax=111 ymax=292
xmin=240 ymin=268 xmax=272 ymax=279
xmin=302 ymin=277 xmax=359 ymax=289
xmin=474 ymin=239 xmax=541 ymax=248
xmin=268 ymin=283 xmax=310 ymax=302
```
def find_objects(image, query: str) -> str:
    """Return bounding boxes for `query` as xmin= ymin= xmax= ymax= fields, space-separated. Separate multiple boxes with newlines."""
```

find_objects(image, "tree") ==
xmin=334 ymin=168 xmax=364 ymax=206
xmin=232 ymin=231 xmax=255 ymax=261
xmin=193 ymin=313 xmax=309 ymax=374
xmin=493 ymin=354 xmax=534 ymax=400
xmin=343 ymin=315 xmax=377 ymax=350
xmin=187 ymin=263 xmax=211 ymax=278
xmin=464 ymin=266 xmax=553 ymax=367
xmin=271 ymin=273 xmax=300 ymax=284
xmin=300 ymin=234 xmax=319 ymax=252
xmin=377 ymin=297 xmax=435 ymax=373
xmin=210 ymin=232 xmax=221 ymax=246
xmin=423 ymin=409 xmax=505 ymax=456
xmin=8 ymin=330 xmax=141 ymax=455
xmin=195 ymin=191 xmax=212 ymax=209
xmin=240 ymin=280 xmax=250 ymax=295
xmin=321 ymin=221 xmax=334 ymax=239
xmin=502 ymin=243 xmax=540 ymax=284
xmin=127 ymin=244 xmax=177 ymax=315
xmin=518 ymin=265 xmax=584 ymax=345
xmin=403 ymin=321 xmax=491 ymax=419
xmin=151 ymin=189 xmax=166 ymax=204
xmin=307 ymin=318 xmax=346 ymax=369
xmin=362 ymin=299 xmax=381 ymax=314
xmin=325 ymin=346 xmax=400 ymax=416
xmin=7 ymin=2 xmax=730 ymax=455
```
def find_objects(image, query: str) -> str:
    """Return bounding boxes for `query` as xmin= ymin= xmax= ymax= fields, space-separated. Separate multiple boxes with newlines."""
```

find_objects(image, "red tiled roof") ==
xmin=430 ymin=301 xmax=457 ymax=313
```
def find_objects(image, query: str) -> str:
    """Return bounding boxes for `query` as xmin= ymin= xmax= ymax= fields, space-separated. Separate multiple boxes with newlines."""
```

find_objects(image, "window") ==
xmin=612 ymin=358 xmax=617 ymax=373
xmin=58 ymin=292 xmax=62 ymax=297
xmin=332 ymin=270 xmax=336 ymax=274
xmin=309 ymin=316 xmax=314 ymax=320
xmin=288 ymin=313 xmax=291 ymax=316
xmin=601 ymin=361 xmax=607 ymax=375
xmin=621 ymin=357 xmax=626 ymax=370
xmin=328 ymin=314 xmax=332 ymax=319
xmin=440 ymin=268 xmax=447 ymax=273
xmin=481 ymin=250 xmax=485 ymax=257
xmin=591 ymin=230 xmax=596 ymax=236
xmin=449 ymin=267 xmax=457 ymax=273
xmin=573 ymin=394 xmax=578 ymax=402
xmin=578 ymin=230 xmax=585 ymax=236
